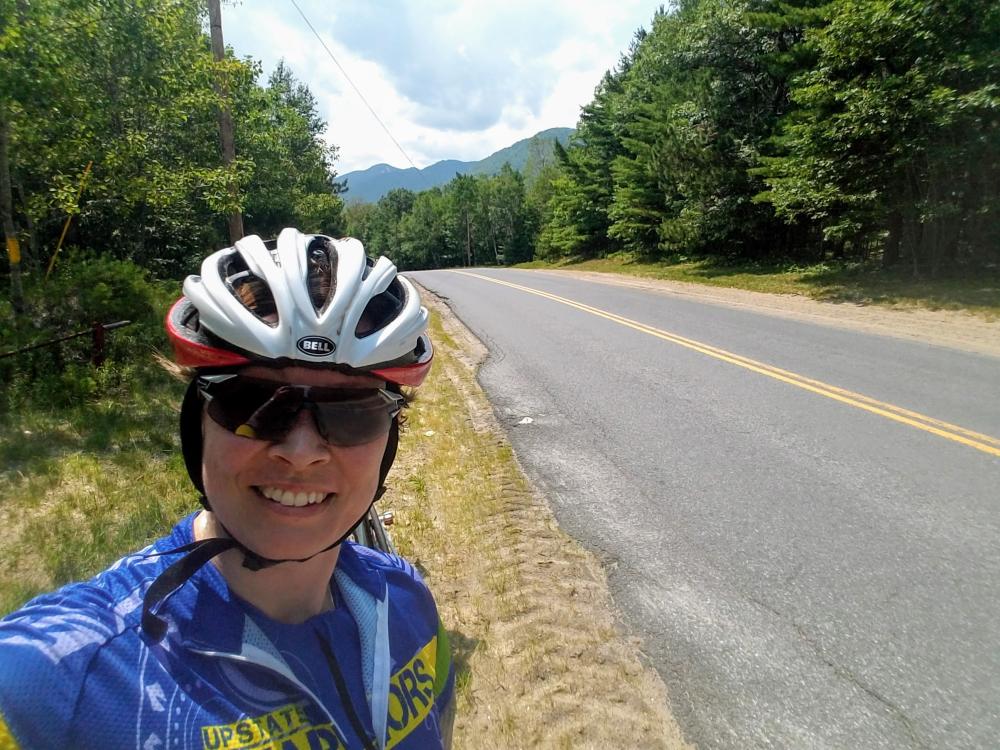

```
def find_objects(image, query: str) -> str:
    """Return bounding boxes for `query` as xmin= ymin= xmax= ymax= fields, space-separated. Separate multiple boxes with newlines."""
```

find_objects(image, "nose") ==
xmin=266 ymin=409 xmax=330 ymax=469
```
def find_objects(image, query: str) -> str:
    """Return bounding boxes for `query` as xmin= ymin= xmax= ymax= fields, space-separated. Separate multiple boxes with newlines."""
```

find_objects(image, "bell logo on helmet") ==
xmin=296 ymin=336 xmax=336 ymax=356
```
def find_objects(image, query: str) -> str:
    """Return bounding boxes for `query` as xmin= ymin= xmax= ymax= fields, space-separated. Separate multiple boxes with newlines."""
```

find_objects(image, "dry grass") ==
xmin=384 ymin=293 xmax=692 ymax=749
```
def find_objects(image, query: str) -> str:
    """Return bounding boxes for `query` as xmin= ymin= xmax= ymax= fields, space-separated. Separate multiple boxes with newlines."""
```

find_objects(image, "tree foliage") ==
xmin=536 ymin=0 xmax=998 ymax=275
xmin=757 ymin=0 xmax=1000 ymax=273
xmin=3 ymin=0 xmax=994 ymax=287
xmin=1 ymin=0 xmax=344 ymax=281
xmin=346 ymin=166 xmax=538 ymax=271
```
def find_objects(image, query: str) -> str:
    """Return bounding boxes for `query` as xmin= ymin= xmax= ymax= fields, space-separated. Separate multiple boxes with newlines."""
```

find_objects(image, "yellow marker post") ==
xmin=5 ymin=236 xmax=19 ymax=264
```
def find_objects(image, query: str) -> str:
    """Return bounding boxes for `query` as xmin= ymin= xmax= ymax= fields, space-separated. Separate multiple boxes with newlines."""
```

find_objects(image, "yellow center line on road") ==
xmin=452 ymin=270 xmax=1000 ymax=458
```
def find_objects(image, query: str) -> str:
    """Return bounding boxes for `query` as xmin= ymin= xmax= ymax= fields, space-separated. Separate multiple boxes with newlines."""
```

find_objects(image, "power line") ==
xmin=288 ymin=0 xmax=418 ymax=170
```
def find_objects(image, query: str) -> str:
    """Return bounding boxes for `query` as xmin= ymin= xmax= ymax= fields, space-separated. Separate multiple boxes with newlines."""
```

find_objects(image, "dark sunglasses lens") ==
xmin=313 ymin=394 xmax=398 ymax=446
xmin=239 ymin=387 xmax=305 ymax=441
xmin=204 ymin=380 xmax=299 ymax=440
xmin=203 ymin=380 xmax=260 ymax=429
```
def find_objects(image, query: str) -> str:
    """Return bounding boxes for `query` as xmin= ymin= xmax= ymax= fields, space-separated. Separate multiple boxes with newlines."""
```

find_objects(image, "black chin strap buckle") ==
xmin=241 ymin=551 xmax=274 ymax=572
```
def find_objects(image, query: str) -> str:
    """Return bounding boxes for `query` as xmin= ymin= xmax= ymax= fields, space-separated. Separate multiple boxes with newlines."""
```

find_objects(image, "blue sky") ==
xmin=223 ymin=1 xmax=658 ymax=173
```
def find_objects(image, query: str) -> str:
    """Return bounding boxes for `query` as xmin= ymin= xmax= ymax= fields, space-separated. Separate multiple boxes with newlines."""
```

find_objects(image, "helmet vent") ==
xmin=306 ymin=236 xmax=337 ymax=314
xmin=356 ymin=277 xmax=405 ymax=337
xmin=181 ymin=304 xmax=201 ymax=332
xmin=220 ymin=253 xmax=278 ymax=326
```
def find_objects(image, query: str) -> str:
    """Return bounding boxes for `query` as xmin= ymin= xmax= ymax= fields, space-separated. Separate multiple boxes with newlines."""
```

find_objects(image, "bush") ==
xmin=0 ymin=253 xmax=176 ymax=413
xmin=41 ymin=251 xmax=169 ymax=331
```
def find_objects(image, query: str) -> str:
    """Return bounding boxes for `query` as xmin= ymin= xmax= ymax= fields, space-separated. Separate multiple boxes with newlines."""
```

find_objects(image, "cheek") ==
xmin=201 ymin=444 xmax=224 ymax=496
xmin=201 ymin=443 xmax=226 ymax=499
xmin=201 ymin=422 xmax=259 ymax=495
xmin=338 ymin=438 xmax=389 ymax=485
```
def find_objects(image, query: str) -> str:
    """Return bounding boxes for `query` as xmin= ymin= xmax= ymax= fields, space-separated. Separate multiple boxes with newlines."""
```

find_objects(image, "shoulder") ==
xmin=349 ymin=543 xmax=427 ymax=583
xmin=337 ymin=545 xmax=455 ymax=743
xmin=0 ymin=531 xmax=182 ymax=649
xmin=344 ymin=547 xmax=456 ymax=746
xmin=0 ymin=524 xmax=189 ymax=747
xmin=341 ymin=543 xmax=436 ymax=606
xmin=0 ymin=581 xmax=124 ymax=747
xmin=336 ymin=543 xmax=442 ymax=639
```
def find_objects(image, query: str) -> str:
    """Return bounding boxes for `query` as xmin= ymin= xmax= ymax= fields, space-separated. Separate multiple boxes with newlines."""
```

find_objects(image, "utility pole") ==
xmin=466 ymin=215 xmax=472 ymax=266
xmin=208 ymin=0 xmax=244 ymax=244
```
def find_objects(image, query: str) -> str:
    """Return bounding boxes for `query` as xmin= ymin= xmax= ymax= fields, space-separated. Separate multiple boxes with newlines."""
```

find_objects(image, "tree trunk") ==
xmin=15 ymin=180 xmax=38 ymax=263
xmin=908 ymin=215 xmax=922 ymax=279
xmin=883 ymin=208 xmax=902 ymax=269
xmin=1 ymin=112 xmax=24 ymax=313
xmin=487 ymin=207 xmax=500 ymax=264
xmin=208 ymin=0 xmax=243 ymax=244
xmin=942 ymin=218 xmax=959 ymax=272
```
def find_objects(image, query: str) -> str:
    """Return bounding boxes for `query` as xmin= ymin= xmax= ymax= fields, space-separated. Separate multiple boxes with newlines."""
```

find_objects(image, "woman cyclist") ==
xmin=0 ymin=228 xmax=454 ymax=749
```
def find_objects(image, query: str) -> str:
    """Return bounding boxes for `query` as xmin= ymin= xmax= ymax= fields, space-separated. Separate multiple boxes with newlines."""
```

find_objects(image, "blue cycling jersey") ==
xmin=0 ymin=513 xmax=454 ymax=749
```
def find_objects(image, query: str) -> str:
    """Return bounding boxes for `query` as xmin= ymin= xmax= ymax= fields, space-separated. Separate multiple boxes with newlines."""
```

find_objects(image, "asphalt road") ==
xmin=409 ymin=268 xmax=1000 ymax=750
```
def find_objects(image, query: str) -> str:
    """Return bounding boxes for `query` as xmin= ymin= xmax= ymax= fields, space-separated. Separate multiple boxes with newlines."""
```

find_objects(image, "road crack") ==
xmin=743 ymin=592 xmax=930 ymax=750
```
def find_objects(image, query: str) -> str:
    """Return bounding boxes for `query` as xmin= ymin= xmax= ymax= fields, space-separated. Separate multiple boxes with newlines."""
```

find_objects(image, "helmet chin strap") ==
xmin=140 ymin=493 xmax=382 ymax=642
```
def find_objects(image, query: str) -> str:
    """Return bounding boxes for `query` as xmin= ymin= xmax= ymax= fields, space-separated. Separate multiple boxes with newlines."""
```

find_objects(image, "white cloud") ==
xmin=223 ymin=0 xmax=655 ymax=173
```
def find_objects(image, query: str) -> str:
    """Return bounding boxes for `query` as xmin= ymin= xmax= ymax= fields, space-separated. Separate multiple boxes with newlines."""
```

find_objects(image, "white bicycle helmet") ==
xmin=166 ymin=227 xmax=432 ymax=386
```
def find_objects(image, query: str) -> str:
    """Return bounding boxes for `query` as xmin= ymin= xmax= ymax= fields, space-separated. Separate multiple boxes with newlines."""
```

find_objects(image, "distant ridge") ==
xmin=341 ymin=127 xmax=573 ymax=203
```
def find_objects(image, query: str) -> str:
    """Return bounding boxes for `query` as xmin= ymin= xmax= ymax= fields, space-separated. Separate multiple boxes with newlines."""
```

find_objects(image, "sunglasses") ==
xmin=198 ymin=375 xmax=404 ymax=447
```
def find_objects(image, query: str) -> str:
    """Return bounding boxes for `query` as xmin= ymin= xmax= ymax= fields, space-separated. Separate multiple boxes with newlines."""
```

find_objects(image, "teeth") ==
xmin=259 ymin=487 xmax=328 ymax=506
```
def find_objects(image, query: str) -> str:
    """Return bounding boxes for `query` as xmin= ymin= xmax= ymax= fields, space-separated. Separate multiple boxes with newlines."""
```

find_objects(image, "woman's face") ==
xmin=200 ymin=365 xmax=390 ymax=561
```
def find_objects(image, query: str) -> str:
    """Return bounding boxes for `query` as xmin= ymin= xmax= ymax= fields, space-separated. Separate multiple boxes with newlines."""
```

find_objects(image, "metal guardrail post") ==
xmin=91 ymin=322 xmax=106 ymax=367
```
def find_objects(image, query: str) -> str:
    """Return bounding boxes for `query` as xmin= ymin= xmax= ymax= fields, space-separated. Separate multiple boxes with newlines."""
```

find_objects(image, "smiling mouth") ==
xmin=256 ymin=486 xmax=332 ymax=507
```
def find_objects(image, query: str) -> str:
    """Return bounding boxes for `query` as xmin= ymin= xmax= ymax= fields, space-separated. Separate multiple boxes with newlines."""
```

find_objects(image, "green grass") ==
xmin=0 ymin=361 xmax=195 ymax=614
xmin=516 ymin=255 xmax=1000 ymax=318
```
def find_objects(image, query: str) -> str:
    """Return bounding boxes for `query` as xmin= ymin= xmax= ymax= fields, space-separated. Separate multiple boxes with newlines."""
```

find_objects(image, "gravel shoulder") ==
xmin=538 ymin=269 xmax=1000 ymax=359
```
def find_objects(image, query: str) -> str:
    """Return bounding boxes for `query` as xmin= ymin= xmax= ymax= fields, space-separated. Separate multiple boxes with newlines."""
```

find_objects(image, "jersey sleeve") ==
xmin=339 ymin=544 xmax=457 ymax=749
xmin=384 ymin=553 xmax=457 ymax=747
xmin=0 ymin=585 xmax=119 ymax=749
xmin=0 ymin=713 xmax=21 ymax=750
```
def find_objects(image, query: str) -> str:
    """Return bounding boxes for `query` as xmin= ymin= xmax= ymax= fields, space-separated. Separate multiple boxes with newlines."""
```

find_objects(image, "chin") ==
xmin=252 ymin=533 xmax=344 ymax=564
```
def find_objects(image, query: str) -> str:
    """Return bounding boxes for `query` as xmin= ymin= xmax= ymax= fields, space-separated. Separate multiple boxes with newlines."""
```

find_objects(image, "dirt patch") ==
xmin=390 ymin=288 xmax=692 ymax=749
xmin=542 ymin=270 xmax=1000 ymax=359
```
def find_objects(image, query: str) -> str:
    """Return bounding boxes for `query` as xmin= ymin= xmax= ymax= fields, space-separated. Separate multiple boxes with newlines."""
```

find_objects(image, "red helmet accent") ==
xmin=371 ymin=356 xmax=433 ymax=387
xmin=165 ymin=298 xmax=253 ymax=368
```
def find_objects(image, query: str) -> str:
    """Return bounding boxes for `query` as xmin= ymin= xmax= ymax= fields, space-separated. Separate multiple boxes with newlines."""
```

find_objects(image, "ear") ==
xmin=376 ymin=418 xmax=400 ymax=498
xmin=180 ymin=379 xmax=210 ymax=506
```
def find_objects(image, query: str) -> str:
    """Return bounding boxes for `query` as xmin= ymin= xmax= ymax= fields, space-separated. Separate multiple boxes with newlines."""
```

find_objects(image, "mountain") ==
xmin=340 ymin=127 xmax=573 ymax=203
